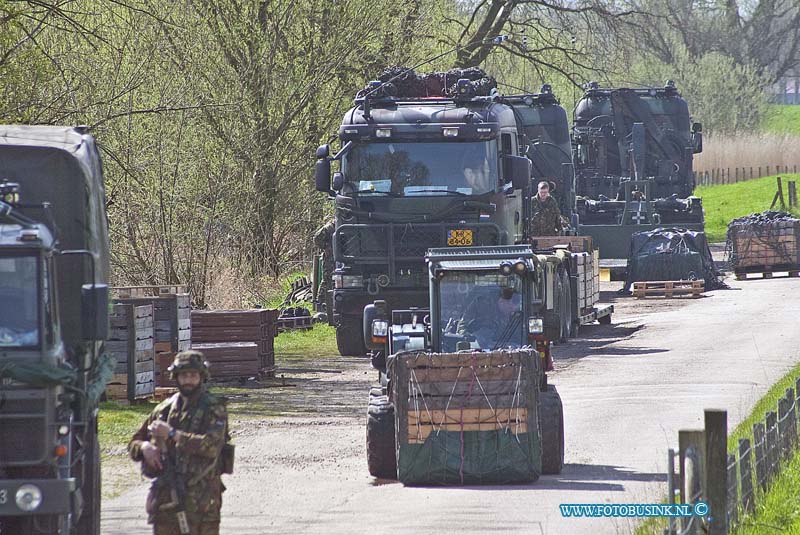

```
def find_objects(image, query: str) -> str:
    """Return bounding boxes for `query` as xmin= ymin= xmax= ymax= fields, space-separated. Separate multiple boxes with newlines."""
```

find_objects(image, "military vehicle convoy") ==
xmin=362 ymin=246 xmax=565 ymax=482
xmin=571 ymin=82 xmax=705 ymax=261
xmin=0 ymin=126 xmax=110 ymax=534
xmin=314 ymin=69 xmax=607 ymax=356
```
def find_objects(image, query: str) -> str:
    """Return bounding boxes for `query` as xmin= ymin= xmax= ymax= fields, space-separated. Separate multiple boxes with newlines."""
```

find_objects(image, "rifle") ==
xmin=153 ymin=434 xmax=191 ymax=535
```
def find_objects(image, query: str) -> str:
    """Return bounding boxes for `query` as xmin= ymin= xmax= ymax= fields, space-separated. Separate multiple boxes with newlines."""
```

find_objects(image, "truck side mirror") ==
xmin=504 ymin=155 xmax=531 ymax=190
xmin=81 ymin=283 xmax=109 ymax=341
xmin=316 ymin=144 xmax=330 ymax=159
xmin=332 ymin=172 xmax=344 ymax=191
xmin=315 ymin=158 xmax=332 ymax=193
xmin=692 ymin=131 xmax=703 ymax=154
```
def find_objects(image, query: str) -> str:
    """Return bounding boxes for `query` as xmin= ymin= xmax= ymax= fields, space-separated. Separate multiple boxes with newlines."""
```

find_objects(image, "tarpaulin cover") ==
xmin=623 ymin=227 xmax=723 ymax=292
xmin=390 ymin=349 xmax=541 ymax=485
xmin=0 ymin=352 xmax=113 ymax=405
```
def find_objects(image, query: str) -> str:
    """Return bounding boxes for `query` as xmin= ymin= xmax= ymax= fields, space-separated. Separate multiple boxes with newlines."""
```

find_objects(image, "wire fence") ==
xmin=695 ymin=165 xmax=799 ymax=186
xmin=664 ymin=378 xmax=800 ymax=534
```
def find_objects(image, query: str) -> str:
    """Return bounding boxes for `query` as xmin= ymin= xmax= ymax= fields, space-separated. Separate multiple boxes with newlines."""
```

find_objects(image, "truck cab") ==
xmin=0 ymin=127 xmax=109 ymax=535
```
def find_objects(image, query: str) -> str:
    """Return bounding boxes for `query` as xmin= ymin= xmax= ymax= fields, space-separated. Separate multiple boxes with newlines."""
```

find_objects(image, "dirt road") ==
xmin=103 ymin=276 xmax=800 ymax=534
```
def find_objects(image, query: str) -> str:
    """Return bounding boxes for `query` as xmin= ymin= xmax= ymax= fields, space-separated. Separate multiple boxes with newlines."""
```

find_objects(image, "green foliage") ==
xmin=627 ymin=46 xmax=768 ymax=135
xmin=762 ymin=105 xmax=800 ymax=136
xmin=695 ymin=174 xmax=800 ymax=242
xmin=274 ymin=323 xmax=337 ymax=358
xmin=98 ymin=400 xmax=156 ymax=456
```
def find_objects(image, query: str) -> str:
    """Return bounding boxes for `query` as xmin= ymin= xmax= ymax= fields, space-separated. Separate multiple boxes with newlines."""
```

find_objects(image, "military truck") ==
xmin=362 ymin=246 xmax=568 ymax=481
xmin=0 ymin=126 xmax=110 ymax=534
xmin=314 ymin=69 xmax=580 ymax=356
xmin=571 ymin=82 xmax=704 ymax=264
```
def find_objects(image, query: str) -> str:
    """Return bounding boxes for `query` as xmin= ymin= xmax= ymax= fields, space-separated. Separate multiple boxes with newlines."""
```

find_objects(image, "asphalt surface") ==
xmin=103 ymin=275 xmax=800 ymax=535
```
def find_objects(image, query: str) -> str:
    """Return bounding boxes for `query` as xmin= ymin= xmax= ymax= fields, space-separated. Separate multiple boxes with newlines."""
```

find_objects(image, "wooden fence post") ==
xmin=739 ymin=438 xmax=755 ymax=513
xmin=750 ymin=167 xmax=753 ymax=180
xmin=759 ymin=166 xmax=762 ymax=178
xmin=753 ymin=421 xmax=767 ymax=491
xmin=767 ymin=165 xmax=771 ymax=176
xmin=766 ymin=411 xmax=778 ymax=482
xmin=727 ymin=453 xmax=738 ymax=528
xmin=779 ymin=396 xmax=789 ymax=460
xmin=789 ymin=181 xmax=797 ymax=208
xmin=705 ymin=410 xmax=728 ymax=535
xmin=680 ymin=430 xmax=706 ymax=534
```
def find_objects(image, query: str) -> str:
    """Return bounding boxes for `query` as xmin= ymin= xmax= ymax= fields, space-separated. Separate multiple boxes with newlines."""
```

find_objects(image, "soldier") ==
xmin=128 ymin=351 xmax=229 ymax=535
xmin=530 ymin=180 xmax=562 ymax=236
xmin=313 ymin=218 xmax=335 ymax=317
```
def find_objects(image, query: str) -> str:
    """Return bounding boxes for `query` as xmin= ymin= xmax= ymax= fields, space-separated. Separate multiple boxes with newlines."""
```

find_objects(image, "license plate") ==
xmin=447 ymin=229 xmax=473 ymax=246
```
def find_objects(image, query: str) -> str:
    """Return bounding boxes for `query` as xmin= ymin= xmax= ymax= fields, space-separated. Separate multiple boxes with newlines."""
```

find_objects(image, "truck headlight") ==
xmin=528 ymin=317 xmax=543 ymax=334
xmin=372 ymin=320 xmax=389 ymax=338
xmin=333 ymin=275 xmax=364 ymax=289
xmin=16 ymin=484 xmax=42 ymax=512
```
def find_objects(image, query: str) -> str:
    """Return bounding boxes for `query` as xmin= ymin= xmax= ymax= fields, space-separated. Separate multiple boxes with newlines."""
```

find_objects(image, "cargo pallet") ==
xmin=734 ymin=264 xmax=800 ymax=280
xmin=277 ymin=315 xmax=313 ymax=332
xmin=633 ymin=280 xmax=703 ymax=299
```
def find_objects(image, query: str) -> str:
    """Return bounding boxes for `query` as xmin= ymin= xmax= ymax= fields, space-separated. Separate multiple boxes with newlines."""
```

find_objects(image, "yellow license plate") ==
xmin=447 ymin=229 xmax=473 ymax=246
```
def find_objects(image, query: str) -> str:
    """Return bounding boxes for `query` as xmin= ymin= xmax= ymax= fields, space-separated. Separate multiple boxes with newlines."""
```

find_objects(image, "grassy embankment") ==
xmin=634 ymin=364 xmax=800 ymax=535
xmin=695 ymin=173 xmax=800 ymax=242
xmin=762 ymin=104 xmax=800 ymax=136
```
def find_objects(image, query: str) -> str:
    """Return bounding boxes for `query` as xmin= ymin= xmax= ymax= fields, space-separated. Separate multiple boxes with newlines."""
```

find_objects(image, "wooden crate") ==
xmin=530 ymin=235 xmax=593 ymax=253
xmin=730 ymin=220 xmax=800 ymax=270
xmin=114 ymin=291 xmax=191 ymax=352
xmin=392 ymin=350 xmax=539 ymax=445
xmin=633 ymin=280 xmax=703 ymax=299
xmin=105 ymin=303 xmax=155 ymax=402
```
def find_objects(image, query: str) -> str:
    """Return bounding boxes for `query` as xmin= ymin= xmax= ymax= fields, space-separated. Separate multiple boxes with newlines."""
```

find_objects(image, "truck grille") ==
xmin=0 ymin=390 xmax=48 ymax=465
xmin=336 ymin=223 xmax=502 ymax=263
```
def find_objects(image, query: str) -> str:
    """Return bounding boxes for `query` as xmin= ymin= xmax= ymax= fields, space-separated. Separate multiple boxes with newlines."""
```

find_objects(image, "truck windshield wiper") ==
xmin=405 ymin=189 xmax=467 ymax=196
xmin=356 ymin=190 xmax=401 ymax=197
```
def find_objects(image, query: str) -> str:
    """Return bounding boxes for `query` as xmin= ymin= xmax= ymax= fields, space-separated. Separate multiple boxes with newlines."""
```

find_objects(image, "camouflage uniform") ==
xmin=313 ymin=219 xmax=335 ymax=316
xmin=129 ymin=353 xmax=228 ymax=535
xmin=530 ymin=195 xmax=562 ymax=236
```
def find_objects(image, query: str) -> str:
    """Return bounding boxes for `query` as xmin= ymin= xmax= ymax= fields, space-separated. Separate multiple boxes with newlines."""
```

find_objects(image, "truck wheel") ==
xmin=366 ymin=393 xmax=397 ymax=479
xmin=557 ymin=269 xmax=572 ymax=342
xmin=539 ymin=385 xmax=565 ymax=475
xmin=75 ymin=413 xmax=101 ymax=535
xmin=337 ymin=317 xmax=367 ymax=356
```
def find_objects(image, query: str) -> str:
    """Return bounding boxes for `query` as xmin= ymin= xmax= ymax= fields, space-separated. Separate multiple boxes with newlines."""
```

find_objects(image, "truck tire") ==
xmin=539 ymin=385 xmax=565 ymax=475
xmin=337 ymin=317 xmax=367 ymax=356
xmin=75 ymin=413 xmax=101 ymax=535
xmin=366 ymin=393 xmax=397 ymax=479
xmin=557 ymin=269 xmax=572 ymax=342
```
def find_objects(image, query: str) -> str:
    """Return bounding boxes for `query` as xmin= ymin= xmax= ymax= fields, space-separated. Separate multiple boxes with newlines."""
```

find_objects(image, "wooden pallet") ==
xmin=276 ymin=315 xmax=313 ymax=332
xmin=734 ymin=264 xmax=800 ymax=280
xmin=633 ymin=280 xmax=703 ymax=299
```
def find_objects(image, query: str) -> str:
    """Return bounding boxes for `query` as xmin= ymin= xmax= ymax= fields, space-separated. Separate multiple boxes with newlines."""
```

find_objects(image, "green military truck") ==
xmin=362 ymin=246 xmax=569 ymax=482
xmin=571 ymin=82 xmax=704 ymax=266
xmin=314 ymin=69 xmax=579 ymax=357
xmin=0 ymin=126 xmax=110 ymax=534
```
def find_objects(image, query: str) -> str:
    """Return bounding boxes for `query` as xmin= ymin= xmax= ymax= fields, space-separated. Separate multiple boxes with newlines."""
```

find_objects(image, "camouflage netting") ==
xmin=725 ymin=211 xmax=800 ymax=271
xmin=356 ymin=66 xmax=498 ymax=99
xmin=623 ymin=228 xmax=725 ymax=292
xmin=0 ymin=352 xmax=114 ymax=405
xmin=389 ymin=349 xmax=541 ymax=485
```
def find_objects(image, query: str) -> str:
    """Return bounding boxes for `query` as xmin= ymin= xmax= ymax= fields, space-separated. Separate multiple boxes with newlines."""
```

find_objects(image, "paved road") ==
xmin=103 ymin=277 xmax=800 ymax=534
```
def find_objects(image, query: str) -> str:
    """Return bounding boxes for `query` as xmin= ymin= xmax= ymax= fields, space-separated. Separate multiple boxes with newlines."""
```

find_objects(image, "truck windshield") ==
xmin=0 ymin=255 xmax=40 ymax=348
xmin=344 ymin=141 xmax=498 ymax=196
xmin=438 ymin=271 xmax=524 ymax=351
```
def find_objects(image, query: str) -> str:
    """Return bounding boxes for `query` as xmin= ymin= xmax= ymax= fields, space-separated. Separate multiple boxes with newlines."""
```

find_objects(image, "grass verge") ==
xmin=762 ymin=105 xmax=800 ymax=136
xmin=695 ymin=174 xmax=800 ymax=242
xmin=635 ymin=362 xmax=800 ymax=535
xmin=275 ymin=322 xmax=337 ymax=358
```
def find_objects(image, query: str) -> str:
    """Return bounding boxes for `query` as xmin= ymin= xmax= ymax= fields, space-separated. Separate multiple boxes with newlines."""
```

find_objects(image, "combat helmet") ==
xmin=167 ymin=350 xmax=211 ymax=380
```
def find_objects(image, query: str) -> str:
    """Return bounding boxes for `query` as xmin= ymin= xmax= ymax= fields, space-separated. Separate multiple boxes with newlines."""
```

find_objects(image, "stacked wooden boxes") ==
xmin=191 ymin=309 xmax=279 ymax=379
xmin=105 ymin=304 xmax=155 ymax=402
xmin=111 ymin=286 xmax=192 ymax=387
xmin=730 ymin=218 xmax=800 ymax=272
xmin=573 ymin=249 xmax=601 ymax=313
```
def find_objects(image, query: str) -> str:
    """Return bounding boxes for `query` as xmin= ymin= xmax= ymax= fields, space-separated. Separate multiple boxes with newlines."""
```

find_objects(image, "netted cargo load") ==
xmin=726 ymin=211 xmax=800 ymax=274
xmin=356 ymin=66 xmax=498 ymax=99
xmin=623 ymin=228 xmax=723 ymax=292
xmin=389 ymin=349 xmax=541 ymax=485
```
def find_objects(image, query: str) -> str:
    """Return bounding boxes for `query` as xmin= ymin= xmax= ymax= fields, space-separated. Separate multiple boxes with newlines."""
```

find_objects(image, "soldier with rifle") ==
xmin=128 ymin=351 xmax=231 ymax=535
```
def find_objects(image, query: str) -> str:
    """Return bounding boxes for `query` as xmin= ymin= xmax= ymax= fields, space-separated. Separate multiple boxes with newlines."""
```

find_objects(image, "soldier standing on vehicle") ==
xmin=128 ymin=351 xmax=230 ymax=535
xmin=530 ymin=180 xmax=562 ymax=236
